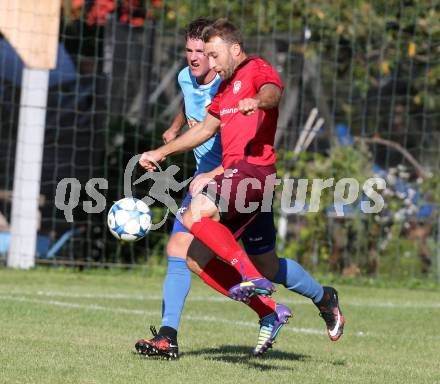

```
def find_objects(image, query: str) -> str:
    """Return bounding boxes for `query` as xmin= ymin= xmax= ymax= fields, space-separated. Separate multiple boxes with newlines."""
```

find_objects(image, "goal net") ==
xmin=0 ymin=1 xmax=438 ymax=278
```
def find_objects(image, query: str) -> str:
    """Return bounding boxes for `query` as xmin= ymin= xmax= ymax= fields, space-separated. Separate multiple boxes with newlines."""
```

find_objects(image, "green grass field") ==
xmin=0 ymin=268 xmax=439 ymax=384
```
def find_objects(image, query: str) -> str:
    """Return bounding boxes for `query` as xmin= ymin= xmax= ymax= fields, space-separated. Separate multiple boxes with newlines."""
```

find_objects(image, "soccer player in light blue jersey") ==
xmin=136 ymin=18 xmax=344 ymax=360
xmin=135 ymin=18 xmax=224 ymax=359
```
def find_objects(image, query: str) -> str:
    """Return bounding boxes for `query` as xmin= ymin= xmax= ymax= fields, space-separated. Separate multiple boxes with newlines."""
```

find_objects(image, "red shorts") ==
xmin=201 ymin=159 xmax=277 ymax=238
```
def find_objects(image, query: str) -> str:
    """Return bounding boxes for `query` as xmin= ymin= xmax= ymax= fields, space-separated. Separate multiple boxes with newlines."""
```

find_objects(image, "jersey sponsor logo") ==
xmin=220 ymin=107 xmax=238 ymax=116
xmin=233 ymin=80 xmax=242 ymax=94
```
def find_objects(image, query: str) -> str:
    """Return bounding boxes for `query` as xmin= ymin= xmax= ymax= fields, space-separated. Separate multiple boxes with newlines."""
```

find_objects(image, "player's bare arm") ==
xmin=162 ymin=106 xmax=186 ymax=144
xmin=139 ymin=112 xmax=220 ymax=171
xmin=238 ymin=83 xmax=283 ymax=116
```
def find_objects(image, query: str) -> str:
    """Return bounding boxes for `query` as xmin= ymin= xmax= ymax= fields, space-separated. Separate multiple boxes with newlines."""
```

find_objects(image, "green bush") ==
xmin=276 ymin=142 xmax=438 ymax=278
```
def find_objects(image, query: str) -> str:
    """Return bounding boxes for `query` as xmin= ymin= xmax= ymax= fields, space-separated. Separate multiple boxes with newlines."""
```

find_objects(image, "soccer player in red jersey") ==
xmin=141 ymin=19 xmax=284 ymax=294
xmin=140 ymin=19 xmax=344 ymax=355
xmin=135 ymin=18 xmax=292 ymax=359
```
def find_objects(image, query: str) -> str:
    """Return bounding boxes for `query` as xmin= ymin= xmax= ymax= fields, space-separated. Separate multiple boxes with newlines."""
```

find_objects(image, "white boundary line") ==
xmin=0 ymin=294 xmax=358 ymax=337
xmin=1 ymin=290 xmax=439 ymax=310
xmin=3 ymin=294 xmax=440 ymax=340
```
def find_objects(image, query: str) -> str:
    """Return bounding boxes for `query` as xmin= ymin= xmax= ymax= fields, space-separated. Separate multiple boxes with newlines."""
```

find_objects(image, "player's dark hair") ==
xmin=185 ymin=17 xmax=213 ymax=40
xmin=201 ymin=18 xmax=244 ymax=49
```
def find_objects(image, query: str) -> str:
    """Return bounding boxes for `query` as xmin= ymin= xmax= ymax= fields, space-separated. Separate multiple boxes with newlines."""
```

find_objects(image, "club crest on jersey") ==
xmin=233 ymin=80 xmax=242 ymax=94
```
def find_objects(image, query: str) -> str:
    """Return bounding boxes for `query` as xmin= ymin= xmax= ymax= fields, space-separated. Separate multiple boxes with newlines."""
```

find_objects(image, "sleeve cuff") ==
xmin=256 ymin=81 xmax=284 ymax=92
xmin=208 ymin=110 xmax=220 ymax=119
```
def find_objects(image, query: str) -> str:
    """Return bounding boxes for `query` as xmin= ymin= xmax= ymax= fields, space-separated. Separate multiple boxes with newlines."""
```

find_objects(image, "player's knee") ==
xmin=166 ymin=234 xmax=191 ymax=258
xmin=166 ymin=241 xmax=183 ymax=258
xmin=182 ymin=195 xmax=219 ymax=230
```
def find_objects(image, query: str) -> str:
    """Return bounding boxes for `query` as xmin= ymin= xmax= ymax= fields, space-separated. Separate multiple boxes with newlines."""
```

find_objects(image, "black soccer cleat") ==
xmin=316 ymin=286 xmax=345 ymax=341
xmin=135 ymin=325 xmax=179 ymax=360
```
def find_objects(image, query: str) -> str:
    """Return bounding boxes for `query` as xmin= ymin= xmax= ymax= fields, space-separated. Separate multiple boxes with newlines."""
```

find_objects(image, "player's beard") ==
xmin=220 ymin=56 xmax=237 ymax=81
xmin=221 ymin=68 xmax=234 ymax=80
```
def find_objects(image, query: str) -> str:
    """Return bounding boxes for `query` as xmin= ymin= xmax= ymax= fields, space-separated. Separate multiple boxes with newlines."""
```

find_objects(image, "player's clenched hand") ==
xmin=238 ymin=98 xmax=260 ymax=116
xmin=162 ymin=128 xmax=179 ymax=144
xmin=189 ymin=172 xmax=214 ymax=196
xmin=139 ymin=149 xmax=166 ymax=172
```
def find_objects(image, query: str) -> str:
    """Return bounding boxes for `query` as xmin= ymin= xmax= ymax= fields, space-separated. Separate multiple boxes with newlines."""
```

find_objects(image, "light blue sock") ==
xmin=161 ymin=256 xmax=192 ymax=330
xmin=274 ymin=258 xmax=324 ymax=303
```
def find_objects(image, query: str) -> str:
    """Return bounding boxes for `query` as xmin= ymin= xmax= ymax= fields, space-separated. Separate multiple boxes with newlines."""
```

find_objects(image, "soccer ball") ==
xmin=107 ymin=197 xmax=152 ymax=242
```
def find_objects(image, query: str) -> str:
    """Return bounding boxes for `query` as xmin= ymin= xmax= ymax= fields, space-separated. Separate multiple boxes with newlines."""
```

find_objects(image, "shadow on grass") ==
xmin=183 ymin=345 xmax=310 ymax=371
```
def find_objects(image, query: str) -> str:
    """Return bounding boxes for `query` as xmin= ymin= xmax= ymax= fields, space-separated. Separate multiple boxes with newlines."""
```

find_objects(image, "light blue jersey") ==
xmin=178 ymin=67 xmax=222 ymax=173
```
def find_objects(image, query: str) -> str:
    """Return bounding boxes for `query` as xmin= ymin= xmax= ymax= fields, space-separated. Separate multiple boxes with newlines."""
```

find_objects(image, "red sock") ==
xmin=199 ymin=257 xmax=276 ymax=318
xmin=191 ymin=217 xmax=263 ymax=279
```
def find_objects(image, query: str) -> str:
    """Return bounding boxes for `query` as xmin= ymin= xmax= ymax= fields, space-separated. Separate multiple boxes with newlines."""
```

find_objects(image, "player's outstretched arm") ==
xmin=162 ymin=112 xmax=220 ymax=155
xmin=238 ymin=84 xmax=283 ymax=116
xmin=139 ymin=113 xmax=220 ymax=171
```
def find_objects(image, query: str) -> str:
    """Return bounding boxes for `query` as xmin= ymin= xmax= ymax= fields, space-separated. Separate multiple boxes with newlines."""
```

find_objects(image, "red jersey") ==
xmin=209 ymin=56 xmax=284 ymax=169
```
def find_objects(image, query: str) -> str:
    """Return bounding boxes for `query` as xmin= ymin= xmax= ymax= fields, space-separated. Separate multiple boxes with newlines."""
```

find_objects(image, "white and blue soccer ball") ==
xmin=107 ymin=197 xmax=152 ymax=242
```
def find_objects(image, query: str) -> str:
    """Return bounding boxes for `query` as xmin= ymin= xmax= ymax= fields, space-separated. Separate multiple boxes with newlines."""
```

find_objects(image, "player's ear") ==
xmin=230 ymin=43 xmax=241 ymax=57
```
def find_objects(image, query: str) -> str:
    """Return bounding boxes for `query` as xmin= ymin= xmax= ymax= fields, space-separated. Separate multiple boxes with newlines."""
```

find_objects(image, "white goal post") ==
xmin=0 ymin=0 xmax=60 ymax=268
